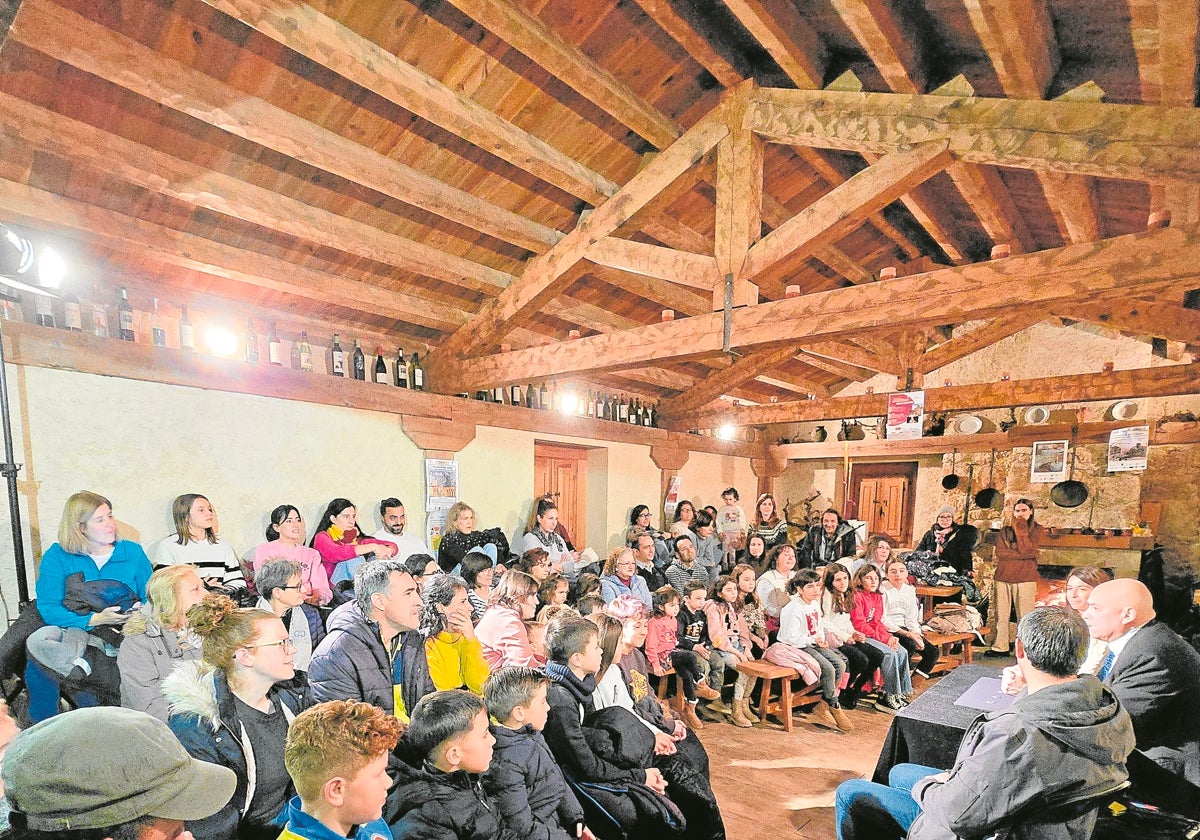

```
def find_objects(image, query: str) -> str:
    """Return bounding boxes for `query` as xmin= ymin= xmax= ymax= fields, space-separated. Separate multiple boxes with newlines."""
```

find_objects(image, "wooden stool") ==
xmin=924 ymin=630 xmax=976 ymax=675
xmin=653 ymin=667 xmax=678 ymax=700
xmin=734 ymin=660 xmax=819 ymax=733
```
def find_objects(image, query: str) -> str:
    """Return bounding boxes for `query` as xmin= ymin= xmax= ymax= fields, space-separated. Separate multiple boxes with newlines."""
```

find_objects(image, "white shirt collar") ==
xmin=1105 ymin=624 xmax=1143 ymax=662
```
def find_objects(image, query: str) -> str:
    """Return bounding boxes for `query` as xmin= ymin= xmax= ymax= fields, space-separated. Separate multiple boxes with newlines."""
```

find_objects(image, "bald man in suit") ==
xmin=1083 ymin=578 xmax=1200 ymax=785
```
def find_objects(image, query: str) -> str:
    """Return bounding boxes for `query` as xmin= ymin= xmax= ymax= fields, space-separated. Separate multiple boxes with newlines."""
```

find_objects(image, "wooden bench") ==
xmin=734 ymin=659 xmax=820 ymax=733
xmin=924 ymin=630 xmax=976 ymax=675
xmin=653 ymin=667 xmax=678 ymax=700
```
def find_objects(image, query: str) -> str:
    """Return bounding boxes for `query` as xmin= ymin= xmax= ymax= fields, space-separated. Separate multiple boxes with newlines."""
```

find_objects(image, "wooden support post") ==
xmin=650 ymin=445 xmax=690 ymax=531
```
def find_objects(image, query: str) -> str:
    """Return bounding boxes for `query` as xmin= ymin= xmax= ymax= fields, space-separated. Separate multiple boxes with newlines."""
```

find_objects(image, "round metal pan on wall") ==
xmin=1050 ymin=428 xmax=1089 ymax=508
xmin=942 ymin=449 xmax=961 ymax=490
xmin=975 ymin=449 xmax=1002 ymax=509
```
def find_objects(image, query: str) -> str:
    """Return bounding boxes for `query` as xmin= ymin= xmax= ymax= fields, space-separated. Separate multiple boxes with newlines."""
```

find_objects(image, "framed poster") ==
xmin=424 ymin=458 xmax=458 ymax=511
xmin=886 ymin=390 xmax=924 ymax=440
xmin=1030 ymin=440 xmax=1069 ymax=483
xmin=1107 ymin=426 xmax=1149 ymax=472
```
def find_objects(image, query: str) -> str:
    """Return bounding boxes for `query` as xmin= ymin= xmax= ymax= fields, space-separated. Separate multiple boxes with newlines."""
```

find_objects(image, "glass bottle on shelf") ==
xmin=179 ymin=304 xmax=195 ymax=351
xmin=89 ymin=284 xmax=108 ymax=338
xmin=351 ymin=339 xmax=365 ymax=380
xmin=34 ymin=294 xmax=54 ymax=327
xmin=62 ymin=290 xmax=82 ymax=332
xmin=330 ymin=333 xmax=346 ymax=377
xmin=508 ymin=382 xmax=522 ymax=406
xmin=525 ymin=383 xmax=537 ymax=410
xmin=374 ymin=347 xmax=388 ymax=384
xmin=409 ymin=352 xmax=425 ymax=391
xmin=299 ymin=331 xmax=314 ymax=372
xmin=617 ymin=394 xmax=629 ymax=423
xmin=539 ymin=382 xmax=549 ymax=411
xmin=394 ymin=347 xmax=409 ymax=388
xmin=151 ymin=298 xmax=167 ymax=347
xmin=268 ymin=322 xmax=282 ymax=365
xmin=245 ymin=318 xmax=259 ymax=363
xmin=117 ymin=287 xmax=134 ymax=341
xmin=491 ymin=383 xmax=505 ymax=404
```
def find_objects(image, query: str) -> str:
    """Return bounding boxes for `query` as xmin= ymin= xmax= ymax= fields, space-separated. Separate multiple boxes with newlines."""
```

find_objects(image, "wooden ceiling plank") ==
xmin=804 ymin=340 xmax=902 ymax=376
xmin=915 ymin=312 xmax=1045 ymax=375
xmin=743 ymin=140 xmax=952 ymax=279
xmin=827 ymin=0 xmax=926 ymax=94
xmin=439 ymin=0 xmax=678 ymax=148
xmin=1053 ymin=300 xmax=1200 ymax=345
xmin=944 ymin=160 xmax=1038 ymax=252
xmin=627 ymin=0 xmax=743 ymax=88
xmin=425 ymin=103 xmax=730 ymax=368
xmin=794 ymin=351 xmax=873 ymax=382
xmin=197 ymin=0 xmax=618 ymax=204
xmin=10 ymin=0 xmax=559 ymax=255
xmin=0 ymin=178 xmax=470 ymax=332
xmin=748 ymin=87 xmax=1200 ymax=184
xmin=444 ymin=223 xmax=1200 ymax=387
xmin=660 ymin=344 xmax=799 ymax=415
xmin=586 ymin=239 xmax=719 ymax=290
xmin=721 ymin=0 xmax=827 ymax=89
xmin=0 ymin=93 xmax=516 ymax=294
xmin=669 ymin=361 xmax=1200 ymax=427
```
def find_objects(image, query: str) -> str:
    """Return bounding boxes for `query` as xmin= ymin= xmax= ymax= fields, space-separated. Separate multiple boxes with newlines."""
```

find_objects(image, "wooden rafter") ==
xmin=668 ymin=362 xmax=1200 ymax=428
xmin=1052 ymin=300 xmax=1200 ymax=345
xmin=585 ymin=239 xmax=720 ymax=290
xmin=794 ymin=351 xmax=873 ymax=382
xmin=444 ymin=224 xmax=1200 ymax=389
xmin=748 ymin=88 xmax=1200 ymax=183
xmin=827 ymin=0 xmax=927 ymax=94
xmin=715 ymin=84 xmax=764 ymax=283
xmin=804 ymin=341 xmax=901 ymax=376
xmin=658 ymin=345 xmax=799 ymax=416
xmin=721 ymin=0 xmax=827 ymax=89
xmin=915 ymin=313 xmax=1046 ymax=375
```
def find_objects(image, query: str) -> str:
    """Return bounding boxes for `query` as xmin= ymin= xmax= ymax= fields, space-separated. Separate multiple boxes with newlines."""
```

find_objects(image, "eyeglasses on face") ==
xmin=276 ymin=582 xmax=304 ymax=591
xmin=244 ymin=638 xmax=296 ymax=651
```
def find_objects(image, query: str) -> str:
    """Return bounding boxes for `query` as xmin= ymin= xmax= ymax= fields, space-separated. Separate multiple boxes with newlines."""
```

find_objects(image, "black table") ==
xmin=872 ymin=664 xmax=998 ymax=783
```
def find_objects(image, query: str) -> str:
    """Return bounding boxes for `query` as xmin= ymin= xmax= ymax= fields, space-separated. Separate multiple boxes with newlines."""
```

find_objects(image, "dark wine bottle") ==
xmin=374 ymin=347 xmax=388 ymax=384
xmin=151 ymin=298 xmax=167 ymax=347
xmin=394 ymin=347 xmax=408 ymax=388
xmin=62 ymin=291 xmax=82 ymax=332
xmin=331 ymin=333 xmax=346 ymax=377
xmin=351 ymin=339 xmax=366 ymax=380
xmin=117 ymin=287 xmax=134 ymax=341
xmin=526 ymin=383 xmax=538 ymax=409
xmin=410 ymin=352 xmax=425 ymax=391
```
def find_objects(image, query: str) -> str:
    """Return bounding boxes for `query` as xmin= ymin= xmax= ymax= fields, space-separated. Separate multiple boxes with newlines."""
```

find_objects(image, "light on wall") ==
xmin=204 ymin=326 xmax=239 ymax=357
xmin=717 ymin=423 xmax=737 ymax=441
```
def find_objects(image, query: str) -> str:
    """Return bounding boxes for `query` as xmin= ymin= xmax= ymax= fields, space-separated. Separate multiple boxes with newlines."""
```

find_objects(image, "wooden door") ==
xmin=534 ymin=443 xmax=587 ymax=546
xmin=850 ymin=463 xmax=917 ymax=545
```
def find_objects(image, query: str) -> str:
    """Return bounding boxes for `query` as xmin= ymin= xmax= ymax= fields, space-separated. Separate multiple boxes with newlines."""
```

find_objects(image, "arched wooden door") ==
xmin=534 ymin=442 xmax=588 ymax=547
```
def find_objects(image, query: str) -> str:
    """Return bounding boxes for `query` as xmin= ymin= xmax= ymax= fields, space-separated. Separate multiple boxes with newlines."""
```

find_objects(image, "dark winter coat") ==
xmin=797 ymin=523 xmax=856 ymax=568
xmin=483 ymin=723 xmax=585 ymax=840
xmin=385 ymin=754 xmax=519 ymax=840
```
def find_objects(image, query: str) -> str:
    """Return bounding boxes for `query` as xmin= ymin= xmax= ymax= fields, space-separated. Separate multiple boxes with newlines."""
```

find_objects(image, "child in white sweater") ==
xmin=778 ymin=569 xmax=851 ymax=731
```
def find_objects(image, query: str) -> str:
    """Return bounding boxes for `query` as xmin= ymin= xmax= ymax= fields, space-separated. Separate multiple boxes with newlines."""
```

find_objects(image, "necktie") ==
xmin=1097 ymin=650 xmax=1116 ymax=681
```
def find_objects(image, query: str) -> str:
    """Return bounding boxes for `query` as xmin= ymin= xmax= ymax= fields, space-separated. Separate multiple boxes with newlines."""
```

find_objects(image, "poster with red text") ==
xmin=886 ymin=390 xmax=924 ymax=440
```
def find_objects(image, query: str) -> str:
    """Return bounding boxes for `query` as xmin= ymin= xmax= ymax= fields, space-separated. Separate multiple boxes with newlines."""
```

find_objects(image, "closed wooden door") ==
xmin=534 ymin=443 xmax=587 ymax=546
xmin=850 ymin=463 xmax=917 ymax=545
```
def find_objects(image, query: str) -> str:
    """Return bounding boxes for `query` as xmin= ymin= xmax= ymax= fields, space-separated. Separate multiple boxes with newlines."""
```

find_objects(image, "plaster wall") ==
xmin=676 ymin=451 xmax=758 ymax=517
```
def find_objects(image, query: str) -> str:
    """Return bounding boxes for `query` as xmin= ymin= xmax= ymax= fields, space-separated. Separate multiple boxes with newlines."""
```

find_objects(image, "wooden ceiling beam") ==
xmin=715 ymin=85 xmax=764 ymax=283
xmin=859 ymin=152 xmax=965 ymax=263
xmin=827 ymin=0 xmax=927 ymax=93
xmin=627 ymin=0 xmax=743 ymax=87
xmin=804 ymin=341 xmax=903 ymax=377
xmin=1052 ymin=300 xmax=1200 ymax=345
xmin=197 ymin=0 xmax=618 ymax=205
xmin=586 ymin=239 xmax=720 ymax=290
xmin=743 ymin=140 xmax=952 ymax=279
xmin=425 ymin=105 xmax=730 ymax=370
xmin=0 ymin=178 xmax=470 ymax=332
xmin=794 ymin=351 xmax=873 ymax=382
xmin=0 ymin=92 xmax=517 ymax=295
xmin=944 ymin=160 xmax=1037 ymax=252
xmin=915 ymin=313 xmax=1046 ymax=375
xmin=659 ymin=344 xmax=800 ymax=416
xmin=721 ymin=0 xmax=827 ymax=89
xmin=443 ymin=224 xmax=1200 ymax=388
xmin=748 ymin=88 xmax=1200 ymax=183
xmin=585 ymin=266 xmax=711 ymax=316
xmin=668 ymin=361 xmax=1200 ymax=428
xmin=10 ymin=0 xmax=560 ymax=255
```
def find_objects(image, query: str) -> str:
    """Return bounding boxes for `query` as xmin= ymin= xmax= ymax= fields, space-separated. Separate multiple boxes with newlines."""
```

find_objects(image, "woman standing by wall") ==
xmin=986 ymin=498 xmax=1045 ymax=657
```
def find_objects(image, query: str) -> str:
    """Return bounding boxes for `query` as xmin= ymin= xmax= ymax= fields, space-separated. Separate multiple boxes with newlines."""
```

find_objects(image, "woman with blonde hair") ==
xmin=857 ymin=533 xmax=895 ymax=574
xmin=118 ymin=564 xmax=207 ymax=721
xmin=474 ymin=571 xmax=543 ymax=670
xmin=153 ymin=493 xmax=245 ymax=588
xmin=165 ymin=593 xmax=307 ymax=840
xmin=599 ymin=546 xmax=652 ymax=609
xmin=435 ymin=500 xmax=508 ymax=573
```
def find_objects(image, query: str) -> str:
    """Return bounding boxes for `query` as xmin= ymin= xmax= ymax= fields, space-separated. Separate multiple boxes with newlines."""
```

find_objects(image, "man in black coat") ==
xmin=1084 ymin=578 xmax=1200 ymax=785
xmin=797 ymin=509 xmax=857 ymax=568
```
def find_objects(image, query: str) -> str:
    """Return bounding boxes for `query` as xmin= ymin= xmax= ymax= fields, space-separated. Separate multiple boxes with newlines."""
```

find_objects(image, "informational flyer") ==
xmin=1030 ymin=440 xmax=1068 ymax=483
xmin=885 ymin=390 xmax=924 ymax=440
xmin=663 ymin=475 xmax=681 ymax=520
xmin=1107 ymin=426 xmax=1149 ymax=472
xmin=424 ymin=458 xmax=458 ymax=511
xmin=426 ymin=508 xmax=448 ymax=551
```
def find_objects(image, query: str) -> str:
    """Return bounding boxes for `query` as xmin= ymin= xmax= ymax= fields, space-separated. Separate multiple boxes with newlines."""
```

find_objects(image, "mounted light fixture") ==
xmin=717 ymin=423 xmax=736 ymax=441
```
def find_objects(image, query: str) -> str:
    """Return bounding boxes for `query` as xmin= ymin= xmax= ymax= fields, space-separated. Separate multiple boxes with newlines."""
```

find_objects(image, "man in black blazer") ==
xmin=1084 ymin=578 xmax=1200 ymax=785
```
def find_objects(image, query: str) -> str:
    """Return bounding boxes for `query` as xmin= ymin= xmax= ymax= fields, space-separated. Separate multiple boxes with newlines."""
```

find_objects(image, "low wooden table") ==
xmin=734 ymin=659 xmax=819 ymax=733
xmin=923 ymin=630 xmax=976 ymax=675
xmin=915 ymin=584 xmax=963 ymax=622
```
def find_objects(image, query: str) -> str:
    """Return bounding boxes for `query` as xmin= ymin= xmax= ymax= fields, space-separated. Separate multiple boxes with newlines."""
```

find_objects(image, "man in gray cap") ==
xmin=2 ymin=706 xmax=236 ymax=839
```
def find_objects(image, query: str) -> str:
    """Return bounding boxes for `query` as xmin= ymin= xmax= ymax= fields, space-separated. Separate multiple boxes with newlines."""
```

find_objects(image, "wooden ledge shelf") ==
xmin=1042 ymin=532 xmax=1154 ymax=551
xmin=1 ymin=322 xmax=764 ymax=459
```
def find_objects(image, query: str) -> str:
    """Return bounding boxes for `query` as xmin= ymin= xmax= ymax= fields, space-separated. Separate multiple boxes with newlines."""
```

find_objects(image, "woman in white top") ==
xmin=754 ymin=543 xmax=797 ymax=636
xmin=1064 ymin=565 xmax=1114 ymax=674
xmin=880 ymin=557 xmax=939 ymax=677
xmin=153 ymin=493 xmax=244 ymax=588
xmin=519 ymin=497 xmax=580 ymax=578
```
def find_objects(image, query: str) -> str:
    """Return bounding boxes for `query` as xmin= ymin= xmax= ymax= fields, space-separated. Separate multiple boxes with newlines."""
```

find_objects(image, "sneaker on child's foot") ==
xmin=874 ymin=694 xmax=904 ymax=714
xmin=914 ymin=668 xmax=931 ymax=679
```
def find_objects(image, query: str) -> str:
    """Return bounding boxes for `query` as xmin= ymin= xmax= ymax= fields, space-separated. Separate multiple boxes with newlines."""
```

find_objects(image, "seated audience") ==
xmin=777 ymin=570 xmax=851 ymax=732
xmin=732 ymin=563 xmax=769 ymax=655
xmin=153 ymin=493 xmax=245 ymax=588
xmin=665 ymin=534 xmax=710 ymax=596
xmin=880 ymin=558 xmax=939 ymax=678
xmin=279 ymin=699 xmax=401 ymax=840
xmin=798 ymin=508 xmax=856 ymax=569
xmin=517 ymin=547 xmax=554 ymax=583
xmin=460 ymin=548 xmax=495 ymax=623
xmin=419 ymin=574 xmax=489 ymax=694
xmin=835 ymin=606 xmax=1135 ymax=840
xmin=538 ymin=572 xmax=571 ymax=617
xmin=308 ymin=560 xmax=430 ymax=723
xmin=599 ymin=547 xmax=652 ymax=609
xmin=670 ymin=499 xmax=700 ymax=549
xmin=849 ymin=565 xmax=912 ymax=713
xmin=633 ymin=532 xmax=670 ymax=592
xmin=735 ymin=533 xmax=768 ymax=574
xmin=915 ymin=507 xmax=977 ymax=575
xmin=520 ymin=498 xmax=580 ymax=578
xmin=749 ymin=493 xmax=789 ymax=552
xmin=0 ymin=706 xmax=236 ymax=840
xmin=754 ymin=543 xmax=798 ymax=635
xmin=29 ymin=490 xmax=153 ymax=720
xmin=482 ymin=666 xmax=592 ymax=840
xmin=856 ymin=533 xmax=894 ymax=576
xmin=372 ymin=497 xmax=432 ymax=560
xmin=255 ymin=560 xmax=326 ymax=672
xmin=1082 ymin=578 xmax=1200 ymax=785
xmin=476 ymin=571 xmax=543 ymax=670
xmin=385 ymin=689 xmax=518 ymax=839
xmin=575 ymin=593 xmax=606 ymax=621
xmin=572 ymin=572 xmax=602 ymax=604
xmin=821 ymin=564 xmax=885 ymax=710
xmin=311 ymin=499 xmax=397 ymax=583
xmin=1065 ymin=566 xmax=1114 ymax=673
xmin=403 ymin=553 xmax=442 ymax=593
xmin=703 ymin=575 xmax=757 ymax=728
xmin=252 ymin=505 xmax=331 ymax=606
xmin=164 ymin=593 xmax=309 ymax=840
xmin=645 ymin=586 xmax=719 ymax=730
xmin=691 ymin=510 xmax=722 ymax=584
xmin=436 ymin=501 xmax=509 ymax=574
xmin=118 ymin=564 xmax=206 ymax=721
xmin=624 ymin=504 xmax=672 ymax=567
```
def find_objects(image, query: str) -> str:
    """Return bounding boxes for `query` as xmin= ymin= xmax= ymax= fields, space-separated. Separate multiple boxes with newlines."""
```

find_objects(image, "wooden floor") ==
xmin=697 ymin=659 xmax=1009 ymax=839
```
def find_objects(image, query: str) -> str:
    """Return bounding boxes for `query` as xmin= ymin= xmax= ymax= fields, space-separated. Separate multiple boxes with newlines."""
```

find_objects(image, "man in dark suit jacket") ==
xmin=1084 ymin=578 xmax=1200 ymax=785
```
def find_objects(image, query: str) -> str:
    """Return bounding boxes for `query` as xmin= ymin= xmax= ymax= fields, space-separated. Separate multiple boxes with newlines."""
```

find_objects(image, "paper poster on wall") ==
xmin=426 ymin=508 xmax=448 ymax=551
xmin=1030 ymin=440 xmax=1069 ymax=483
xmin=663 ymin=475 xmax=681 ymax=520
xmin=424 ymin=458 xmax=458 ymax=511
xmin=1107 ymin=426 xmax=1149 ymax=472
xmin=885 ymin=390 xmax=924 ymax=440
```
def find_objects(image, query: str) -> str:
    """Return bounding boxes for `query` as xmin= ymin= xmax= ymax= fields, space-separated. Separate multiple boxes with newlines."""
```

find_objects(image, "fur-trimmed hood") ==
xmin=163 ymin=659 xmax=222 ymax=729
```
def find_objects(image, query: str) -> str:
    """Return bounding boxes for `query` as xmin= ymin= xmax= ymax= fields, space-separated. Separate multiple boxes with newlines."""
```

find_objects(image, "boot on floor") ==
xmin=830 ymin=702 xmax=854 ymax=731
xmin=809 ymin=699 xmax=840 ymax=730
xmin=680 ymin=699 xmax=704 ymax=730
xmin=730 ymin=698 xmax=755 ymax=728
xmin=694 ymin=681 xmax=721 ymax=701
xmin=706 ymin=695 xmax=732 ymax=715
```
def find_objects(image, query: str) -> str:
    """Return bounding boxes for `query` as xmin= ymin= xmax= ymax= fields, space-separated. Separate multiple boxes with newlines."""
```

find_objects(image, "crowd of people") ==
xmin=3 ymin=485 xmax=1199 ymax=840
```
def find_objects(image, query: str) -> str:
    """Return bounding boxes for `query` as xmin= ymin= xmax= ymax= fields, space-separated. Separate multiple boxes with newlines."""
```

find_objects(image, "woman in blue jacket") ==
xmin=599 ymin=547 xmax=652 ymax=610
